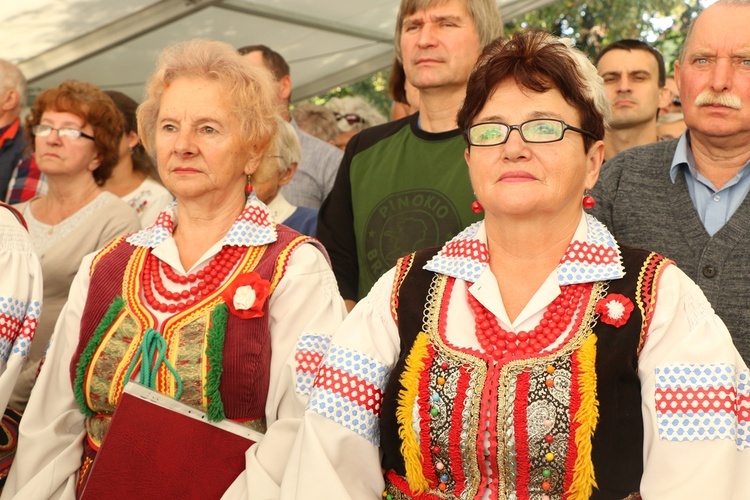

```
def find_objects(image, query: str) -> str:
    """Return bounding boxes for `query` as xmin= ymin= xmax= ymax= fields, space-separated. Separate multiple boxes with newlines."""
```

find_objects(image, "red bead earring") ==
xmin=582 ymin=194 xmax=596 ymax=209
xmin=471 ymin=200 xmax=483 ymax=213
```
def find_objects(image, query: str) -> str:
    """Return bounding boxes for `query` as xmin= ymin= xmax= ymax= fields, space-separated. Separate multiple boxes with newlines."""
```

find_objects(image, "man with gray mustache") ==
xmin=589 ymin=0 xmax=750 ymax=363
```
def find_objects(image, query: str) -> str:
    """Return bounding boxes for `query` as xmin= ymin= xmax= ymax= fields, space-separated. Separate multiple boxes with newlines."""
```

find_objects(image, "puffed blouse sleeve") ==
xmin=638 ymin=265 xmax=750 ymax=500
xmin=222 ymin=242 xmax=348 ymax=499
xmin=0 ymin=210 xmax=43 ymax=412
xmin=273 ymin=266 xmax=401 ymax=499
xmin=1 ymin=253 xmax=94 ymax=500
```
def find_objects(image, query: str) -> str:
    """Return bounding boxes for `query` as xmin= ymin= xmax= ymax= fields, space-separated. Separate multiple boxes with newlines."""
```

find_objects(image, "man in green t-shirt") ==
xmin=318 ymin=0 xmax=504 ymax=309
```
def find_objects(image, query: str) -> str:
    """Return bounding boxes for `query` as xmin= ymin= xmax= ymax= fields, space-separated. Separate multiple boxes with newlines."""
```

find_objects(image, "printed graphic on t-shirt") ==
xmin=363 ymin=189 xmax=460 ymax=282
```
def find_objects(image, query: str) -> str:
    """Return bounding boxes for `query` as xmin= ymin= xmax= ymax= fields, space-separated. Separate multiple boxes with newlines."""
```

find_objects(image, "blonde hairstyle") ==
xmin=137 ymin=39 xmax=278 ymax=162
xmin=394 ymin=0 xmax=503 ymax=62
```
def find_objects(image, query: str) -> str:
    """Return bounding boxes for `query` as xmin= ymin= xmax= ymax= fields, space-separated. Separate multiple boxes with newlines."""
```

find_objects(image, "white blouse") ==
xmin=0 ymin=209 xmax=43 ymax=412
xmin=280 ymin=215 xmax=750 ymax=500
xmin=120 ymin=177 xmax=174 ymax=228
xmin=1 ymin=197 xmax=347 ymax=499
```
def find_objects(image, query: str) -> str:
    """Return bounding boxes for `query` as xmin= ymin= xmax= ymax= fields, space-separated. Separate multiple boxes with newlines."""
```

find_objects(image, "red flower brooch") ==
xmin=595 ymin=293 xmax=634 ymax=328
xmin=222 ymin=272 xmax=270 ymax=319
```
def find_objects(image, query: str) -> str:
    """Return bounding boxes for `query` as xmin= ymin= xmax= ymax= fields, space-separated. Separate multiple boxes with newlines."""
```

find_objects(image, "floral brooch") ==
xmin=595 ymin=293 xmax=634 ymax=328
xmin=222 ymin=272 xmax=270 ymax=319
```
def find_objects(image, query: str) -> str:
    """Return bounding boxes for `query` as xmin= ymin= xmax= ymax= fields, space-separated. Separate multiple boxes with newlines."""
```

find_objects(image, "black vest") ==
xmin=380 ymin=245 xmax=670 ymax=499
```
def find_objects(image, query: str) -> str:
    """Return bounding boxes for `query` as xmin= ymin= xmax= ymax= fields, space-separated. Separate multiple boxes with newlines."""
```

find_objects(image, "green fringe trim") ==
xmin=205 ymin=303 xmax=228 ymax=422
xmin=73 ymin=296 xmax=125 ymax=418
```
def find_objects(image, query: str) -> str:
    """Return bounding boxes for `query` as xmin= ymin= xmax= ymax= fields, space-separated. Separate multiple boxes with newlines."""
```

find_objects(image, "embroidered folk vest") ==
xmin=68 ymin=226 xmax=316 ymax=493
xmin=380 ymin=245 xmax=671 ymax=499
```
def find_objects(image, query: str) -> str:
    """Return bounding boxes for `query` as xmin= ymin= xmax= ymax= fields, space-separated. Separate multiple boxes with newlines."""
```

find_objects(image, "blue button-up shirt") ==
xmin=669 ymin=132 xmax=750 ymax=236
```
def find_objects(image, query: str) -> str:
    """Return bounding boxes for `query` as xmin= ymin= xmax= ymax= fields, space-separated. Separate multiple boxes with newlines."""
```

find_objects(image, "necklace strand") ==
xmin=468 ymin=284 xmax=584 ymax=362
xmin=142 ymin=246 xmax=244 ymax=313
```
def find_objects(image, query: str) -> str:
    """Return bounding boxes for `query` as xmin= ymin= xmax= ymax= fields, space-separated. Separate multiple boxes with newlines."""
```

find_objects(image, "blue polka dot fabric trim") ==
xmin=654 ymin=363 xmax=750 ymax=449
xmin=0 ymin=296 xmax=40 ymax=362
xmin=424 ymin=215 xmax=624 ymax=285
xmin=127 ymin=195 xmax=277 ymax=248
xmin=424 ymin=221 xmax=486 ymax=283
xmin=294 ymin=333 xmax=332 ymax=397
xmin=306 ymin=344 xmax=391 ymax=445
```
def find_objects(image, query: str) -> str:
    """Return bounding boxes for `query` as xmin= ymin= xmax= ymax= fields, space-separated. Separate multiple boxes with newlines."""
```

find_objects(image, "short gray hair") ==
xmin=680 ymin=0 xmax=750 ymax=62
xmin=267 ymin=117 xmax=301 ymax=174
xmin=325 ymin=96 xmax=387 ymax=133
xmin=291 ymin=103 xmax=338 ymax=141
xmin=0 ymin=59 xmax=26 ymax=109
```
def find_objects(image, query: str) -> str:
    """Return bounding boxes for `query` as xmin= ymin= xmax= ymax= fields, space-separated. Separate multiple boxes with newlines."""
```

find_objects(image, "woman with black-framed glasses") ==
xmin=281 ymin=29 xmax=748 ymax=499
xmin=0 ymin=81 xmax=140 ymax=487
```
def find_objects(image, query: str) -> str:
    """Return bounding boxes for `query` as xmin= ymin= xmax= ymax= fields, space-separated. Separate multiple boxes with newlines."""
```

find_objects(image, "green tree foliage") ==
xmin=505 ymin=0 xmax=705 ymax=71
xmin=304 ymin=0 xmax=707 ymax=111
xmin=304 ymin=71 xmax=392 ymax=119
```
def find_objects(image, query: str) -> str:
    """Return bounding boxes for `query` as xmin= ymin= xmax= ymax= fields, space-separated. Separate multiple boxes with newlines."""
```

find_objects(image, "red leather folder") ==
xmin=80 ymin=382 xmax=264 ymax=499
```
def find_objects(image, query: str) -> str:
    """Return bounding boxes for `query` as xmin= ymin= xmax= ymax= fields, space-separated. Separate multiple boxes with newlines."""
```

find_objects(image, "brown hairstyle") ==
xmin=236 ymin=44 xmax=290 ymax=80
xmin=457 ymin=29 xmax=610 ymax=151
xmin=595 ymin=39 xmax=666 ymax=87
xmin=24 ymin=80 xmax=123 ymax=185
xmin=388 ymin=58 xmax=408 ymax=105
xmin=104 ymin=90 xmax=158 ymax=180
xmin=394 ymin=0 xmax=503 ymax=62
xmin=138 ymin=39 xmax=278 ymax=164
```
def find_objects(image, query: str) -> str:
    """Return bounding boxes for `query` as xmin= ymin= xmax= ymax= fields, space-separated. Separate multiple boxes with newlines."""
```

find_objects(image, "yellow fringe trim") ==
xmin=566 ymin=334 xmax=599 ymax=500
xmin=396 ymin=331 xmax=430 ymax=493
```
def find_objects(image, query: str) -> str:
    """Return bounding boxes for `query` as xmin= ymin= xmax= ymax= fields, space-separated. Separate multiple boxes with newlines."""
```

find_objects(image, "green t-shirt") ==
xmin=349 ymin=117 xmax=481 ymax=297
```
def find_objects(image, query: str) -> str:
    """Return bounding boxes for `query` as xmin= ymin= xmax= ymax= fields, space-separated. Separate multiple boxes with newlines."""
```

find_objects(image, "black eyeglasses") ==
xmin=334 ymin=112 xmax=365 ymax=126
xmin=32 ymin=124 xmax=95 ymax=141
xmin=465 ymin=119 xmax=597 ymax=147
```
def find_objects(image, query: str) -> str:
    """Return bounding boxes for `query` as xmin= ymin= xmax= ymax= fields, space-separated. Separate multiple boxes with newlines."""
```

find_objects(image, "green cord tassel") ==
xmin=205 ymin=303 xmax=228 ymax=422
xmin=123 ymin=328 xmax=184 ymax=400
xmin=74 ymin=296 xmax=125 ymax=417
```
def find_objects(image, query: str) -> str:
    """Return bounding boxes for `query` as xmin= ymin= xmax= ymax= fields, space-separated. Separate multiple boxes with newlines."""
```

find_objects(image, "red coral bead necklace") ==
xmin=142 ymin=245 xmax=244 ymax=313
xmin=468 ymin=283 xmax=585 ymax=362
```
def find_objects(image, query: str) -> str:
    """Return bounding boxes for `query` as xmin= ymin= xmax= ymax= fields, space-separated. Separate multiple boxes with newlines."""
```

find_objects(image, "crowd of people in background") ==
xmin=0 ymin=0 xmax=749 ymax=498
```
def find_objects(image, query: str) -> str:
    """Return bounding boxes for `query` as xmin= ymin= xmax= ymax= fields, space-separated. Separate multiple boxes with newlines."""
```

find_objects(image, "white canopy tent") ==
xmin=1 ymin=0 xmax=559 ymax=105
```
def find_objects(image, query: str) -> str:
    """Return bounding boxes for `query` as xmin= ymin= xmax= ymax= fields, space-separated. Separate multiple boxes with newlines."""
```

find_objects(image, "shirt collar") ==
xmin=669 ymin=131 xmax=694 ymax=183
xmin=424 ymin=213 xmax=625 ymax=285
xmin=669 ymin=130 xmax=750 ymax=188
xmin=126 ymin=193 xmax=278 ymax=248
xmin=266 ymin=193 xmax=296 ymax=223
